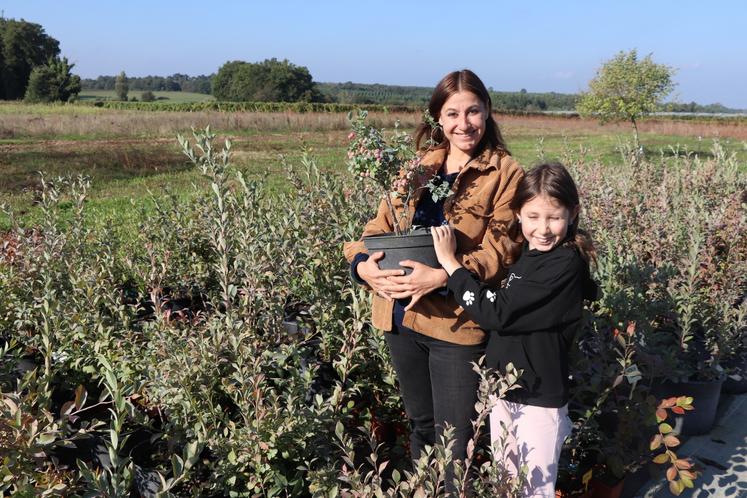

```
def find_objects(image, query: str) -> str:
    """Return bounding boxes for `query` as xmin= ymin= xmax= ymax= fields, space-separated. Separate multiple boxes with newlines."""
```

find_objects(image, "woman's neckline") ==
xmin=442 ymin=146 xmax=476 ymax=174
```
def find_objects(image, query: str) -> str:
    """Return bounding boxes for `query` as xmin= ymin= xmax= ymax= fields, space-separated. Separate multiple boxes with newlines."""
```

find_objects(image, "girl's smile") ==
xmin=517 ymin=194 xmax=578 ymax=251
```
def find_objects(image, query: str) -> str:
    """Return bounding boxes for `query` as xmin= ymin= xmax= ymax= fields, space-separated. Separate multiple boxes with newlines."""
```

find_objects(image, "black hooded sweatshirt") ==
xmin=447 ymin=242 xmax=598 ymax=408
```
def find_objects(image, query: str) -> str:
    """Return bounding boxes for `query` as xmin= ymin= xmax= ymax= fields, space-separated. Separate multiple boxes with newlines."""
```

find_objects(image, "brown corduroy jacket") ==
xmin=343 ymin=146 xmax=524 ymax=345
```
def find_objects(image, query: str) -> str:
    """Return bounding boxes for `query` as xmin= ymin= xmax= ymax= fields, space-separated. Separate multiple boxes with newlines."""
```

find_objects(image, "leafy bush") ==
xmin=574 ymin=141 xmax=747 ymax=382
xmin=23 ymin=56 xmax=82 ymax=103
xmin=0 ymin=129 xmax=744 ymax=496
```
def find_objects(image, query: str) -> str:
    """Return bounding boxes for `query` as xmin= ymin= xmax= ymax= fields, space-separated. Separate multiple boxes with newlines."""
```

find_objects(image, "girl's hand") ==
xmin=431 ymin=225 xmax=462 ymax=275
xmin=356 ymin=252 xmax=405 ymax=301
xmin=386 ymin=261 xmax=448 ymax=311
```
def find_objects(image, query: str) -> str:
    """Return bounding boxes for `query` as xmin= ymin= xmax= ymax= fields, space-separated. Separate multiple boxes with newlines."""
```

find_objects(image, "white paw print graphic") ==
xmin=462 ymin=290 xmax=475 ymax=306
xmin=486 ymin=290 xmax=496 ymax=303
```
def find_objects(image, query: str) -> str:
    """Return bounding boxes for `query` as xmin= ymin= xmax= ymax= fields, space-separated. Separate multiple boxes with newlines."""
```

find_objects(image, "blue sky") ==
xmin=4 ymin=0 xmax=747 ymax=108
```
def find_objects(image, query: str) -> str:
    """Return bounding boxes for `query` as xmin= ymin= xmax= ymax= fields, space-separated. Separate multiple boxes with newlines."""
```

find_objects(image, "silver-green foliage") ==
xmin=1 ymin=127 xmax=744 ymax=496
xmin=572 ymin=140 xmax=747 ymax=381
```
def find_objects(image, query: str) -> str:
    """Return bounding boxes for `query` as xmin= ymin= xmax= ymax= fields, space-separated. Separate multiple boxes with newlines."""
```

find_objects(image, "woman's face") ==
xmin=438 ymin=91 xmax=488 ymax=157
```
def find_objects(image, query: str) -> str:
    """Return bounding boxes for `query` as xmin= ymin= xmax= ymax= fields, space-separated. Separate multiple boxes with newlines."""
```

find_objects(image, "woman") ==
xmin=343 ymin=69 xmax=523 ymax=470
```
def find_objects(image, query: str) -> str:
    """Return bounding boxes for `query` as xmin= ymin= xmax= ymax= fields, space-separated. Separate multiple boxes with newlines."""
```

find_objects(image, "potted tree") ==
xmin=346 ymin=110 xmax=451 ymax=274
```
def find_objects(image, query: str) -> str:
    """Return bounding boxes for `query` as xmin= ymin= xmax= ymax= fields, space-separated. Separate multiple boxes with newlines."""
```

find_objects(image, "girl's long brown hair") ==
xmin=504 ymin=162 xmax=596 ymax=265
xmin=415 ymin=69 xmax=509 ymax=156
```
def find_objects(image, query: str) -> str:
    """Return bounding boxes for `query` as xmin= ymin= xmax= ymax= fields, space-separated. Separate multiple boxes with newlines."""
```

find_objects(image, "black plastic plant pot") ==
xmin=651 ymin=375 xmax=725 ymax=436
xmin=363 ymin=227 xmax=440 ymax=275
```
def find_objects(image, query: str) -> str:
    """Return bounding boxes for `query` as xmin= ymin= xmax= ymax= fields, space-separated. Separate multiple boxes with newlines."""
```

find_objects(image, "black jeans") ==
xmin=385 ymin=322 xmax=485 ymax=464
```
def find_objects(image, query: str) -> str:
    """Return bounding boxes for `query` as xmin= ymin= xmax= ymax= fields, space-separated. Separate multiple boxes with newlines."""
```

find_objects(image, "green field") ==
xmin=78 ymin=89 xmax=215 ymax=103
xmin=1 ymin=102 xmax=746 ymax=497
xmin=2 ymin=103 xmax=746 ymax=234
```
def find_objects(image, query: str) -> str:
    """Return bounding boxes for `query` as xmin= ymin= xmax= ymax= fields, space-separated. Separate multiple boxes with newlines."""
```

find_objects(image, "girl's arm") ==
xmin=431 ymin=224 xmax=463 ymax=275
xmin=445 ymin=248 xmax=584 ymax=333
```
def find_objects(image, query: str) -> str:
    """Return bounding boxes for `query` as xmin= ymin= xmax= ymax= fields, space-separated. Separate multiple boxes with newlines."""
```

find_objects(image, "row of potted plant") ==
xmin=0 ymin=115 xmax=744 ymax=495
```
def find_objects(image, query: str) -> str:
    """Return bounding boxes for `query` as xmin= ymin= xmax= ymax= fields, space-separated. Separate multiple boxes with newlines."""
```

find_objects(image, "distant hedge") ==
xmin=71 ymin=100 xmax=747 ymax=125
xmin=75 ymin=100 xmax=419 ymax=113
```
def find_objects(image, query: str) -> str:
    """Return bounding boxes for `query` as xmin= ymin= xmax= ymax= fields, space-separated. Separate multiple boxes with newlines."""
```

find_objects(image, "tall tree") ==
xmin=24 ymin=56 xmax=81 ymax=102
xmin=577 ymin=49 xmax=675 ymax=150
xmin=211 ymin=60 xmax=246 ymax=100
xmin=0 ymin=18 xmax=60 ymax=99
xmin=212 ymin=58 xmax=320 ymax=102
xmin=114 ymin=71 xmax=128 ymax=101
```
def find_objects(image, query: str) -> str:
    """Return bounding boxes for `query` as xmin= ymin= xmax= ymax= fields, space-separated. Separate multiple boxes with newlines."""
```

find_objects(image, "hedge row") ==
xmin=75 ymin=100 xmax=419 ymax=113
xmin=71 ymin=100 xmax=747 ymax=125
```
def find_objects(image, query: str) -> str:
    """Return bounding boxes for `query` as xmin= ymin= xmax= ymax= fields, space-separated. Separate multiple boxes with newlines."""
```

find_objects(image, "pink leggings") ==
xmin=490 ymin=399 xmax=572 ymax=497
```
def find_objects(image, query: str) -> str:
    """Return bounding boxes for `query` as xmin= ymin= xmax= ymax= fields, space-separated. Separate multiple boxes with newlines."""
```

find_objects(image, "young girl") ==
xmin=431 ymin=162 xmax=598 ymax=497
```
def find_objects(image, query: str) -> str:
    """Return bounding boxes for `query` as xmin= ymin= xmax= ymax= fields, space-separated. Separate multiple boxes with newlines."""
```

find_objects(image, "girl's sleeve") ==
xmin=447 ymin=252 xmax=580 ymax=332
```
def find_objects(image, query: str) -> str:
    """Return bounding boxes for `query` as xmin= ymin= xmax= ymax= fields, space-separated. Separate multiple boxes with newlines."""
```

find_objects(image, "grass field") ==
xmin=77 ymin=89 xmax=215 ymax=103
xmin=2 ymin=104 xmax=746 ymax=233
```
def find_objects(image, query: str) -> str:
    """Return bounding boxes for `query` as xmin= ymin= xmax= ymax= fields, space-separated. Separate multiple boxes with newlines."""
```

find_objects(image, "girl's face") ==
xmin=517 ymin=194 xmax=578 ymax=251
xmin=438 ymin=91 xmax=488 ymax=157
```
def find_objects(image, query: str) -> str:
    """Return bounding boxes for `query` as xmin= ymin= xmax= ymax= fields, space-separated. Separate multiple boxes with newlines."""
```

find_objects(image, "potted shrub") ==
xmin=346 ymin=110 xmax=451 ymax=273
xmin=575 ymin=150 xmax=747 ymax=435
xmin=641 ymin=224 xmax=739 ymax=434
xmin=565 ymin=320 xmax=652 ymax=497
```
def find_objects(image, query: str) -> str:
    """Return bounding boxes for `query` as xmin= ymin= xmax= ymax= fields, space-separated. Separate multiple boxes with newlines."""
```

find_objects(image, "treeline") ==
xmin=79 ymin=100 xmax=414 ymax=113
xmin=79 ymin=75 xmax=581 ymax=111
xmin=492 ymin=89 xmax=578 ymax=112
xmin=81 ymin=73 xmax=212 ymax=94
xmin=317 ymin=82 xmax=744 ymax=113
xmin=317 ymin=82 xmax=580 ymax=111
xmin=664 ymin=101 xmax=742 ymax=114
xmin=317 ymin=82 xmax=432 ymax=105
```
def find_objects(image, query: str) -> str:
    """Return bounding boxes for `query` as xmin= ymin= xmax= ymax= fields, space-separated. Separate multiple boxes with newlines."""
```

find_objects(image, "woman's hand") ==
xmin=431 ymin=225 xmax=463 ymax=275
xmin=356 ymin=252 xmax=405 ymax=301
xmin=386 ymin=261 xmax=448 ymax=311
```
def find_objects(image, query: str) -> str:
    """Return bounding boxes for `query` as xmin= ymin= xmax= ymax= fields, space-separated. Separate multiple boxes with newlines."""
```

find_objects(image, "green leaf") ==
xmin=669 ymin=479 xmax=685 ymax=495
xmin=41 ymin=483 xmax=67 ymax=496
xmin=36 ymin=432 xmax=56 ymax=445
xmin=172 ymin=454 xmax=184 ymax=476
xmin=186 ymin=440 xmax=199 ymax=461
